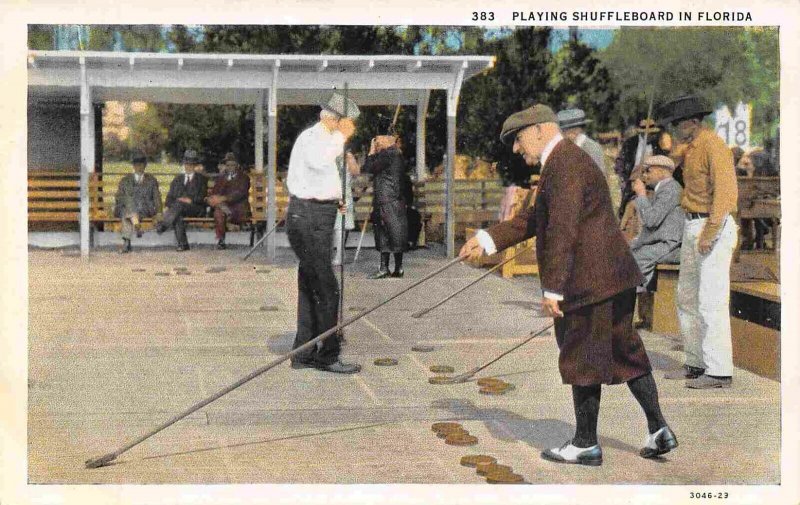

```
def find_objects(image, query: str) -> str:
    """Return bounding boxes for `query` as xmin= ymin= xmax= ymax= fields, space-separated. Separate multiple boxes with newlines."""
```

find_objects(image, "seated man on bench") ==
xmin=629 ymin=155 xmax=684 ymax=329
xmin=114 ymin=151 xmax=162 ymax=254
xmin=157 ymin=149 xmax=208 ymax=251
xmin=206 ymin=152 xmax=251 ymax=250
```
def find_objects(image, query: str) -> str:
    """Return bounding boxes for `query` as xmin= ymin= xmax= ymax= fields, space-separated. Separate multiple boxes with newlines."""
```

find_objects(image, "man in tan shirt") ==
xmin=656 ymin=95 xmax=738 ymax=389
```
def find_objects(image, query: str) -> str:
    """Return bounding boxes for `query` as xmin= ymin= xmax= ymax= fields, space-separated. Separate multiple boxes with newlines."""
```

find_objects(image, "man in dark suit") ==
xmin=157 ymin=149 xmax=208 ymax=251
xmin=113 ymin=152 xmax=162 ymax=253
xmin=207 ymin=152 xmax=251 ymax=250
xmin=461 ymin=104 xmax=677 ymax=467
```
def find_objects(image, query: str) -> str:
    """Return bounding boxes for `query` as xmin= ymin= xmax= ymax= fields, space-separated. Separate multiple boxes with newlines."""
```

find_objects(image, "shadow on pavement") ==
xmin=430 ymin=398 xmax=641 ymax=455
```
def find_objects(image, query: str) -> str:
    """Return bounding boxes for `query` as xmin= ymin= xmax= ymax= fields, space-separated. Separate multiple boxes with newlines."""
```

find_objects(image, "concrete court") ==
xmin=28 ymin=245 xmax=780 ymax=485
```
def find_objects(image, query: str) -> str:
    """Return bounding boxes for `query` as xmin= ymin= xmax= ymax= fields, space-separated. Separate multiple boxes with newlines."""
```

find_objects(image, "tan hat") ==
xmin=500 ymin=104 xmax=558 ymax=145
xmin=637 ymin=118 xmax=661 ymax=133
xmin=643 ymin=154 xmax=676 ymax=172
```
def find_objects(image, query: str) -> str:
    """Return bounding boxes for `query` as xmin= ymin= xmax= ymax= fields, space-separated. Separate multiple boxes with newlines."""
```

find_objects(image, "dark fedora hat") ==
xmin=182 ymin=149 xmax=201 ymax=164
xmin=500 ymin=104 xmax=558 ymax=145
xmin=656 ymin=95 xmax=712 ymax=126
xmin=222 ymin=152 xmax=238 ymax=164
xmin=131 ymin=151 xmax=147 ymax=164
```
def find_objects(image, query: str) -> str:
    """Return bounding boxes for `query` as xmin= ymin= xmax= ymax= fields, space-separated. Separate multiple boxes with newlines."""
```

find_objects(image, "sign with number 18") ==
xmin=714 ymin=102 xmax=751 ymax=148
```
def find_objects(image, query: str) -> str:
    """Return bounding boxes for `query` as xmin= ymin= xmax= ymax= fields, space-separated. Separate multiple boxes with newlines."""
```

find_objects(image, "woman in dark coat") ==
xmin=361 ymin=135 xmax=408 ymax=278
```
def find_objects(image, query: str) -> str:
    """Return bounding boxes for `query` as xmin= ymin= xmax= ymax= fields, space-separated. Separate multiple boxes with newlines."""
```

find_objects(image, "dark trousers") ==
xmin=286 ymin=197 xmax=341 ymax=365
xmin=162 ymin=202 xmax=205 ymax=246
xmin=213 ymin=205 xmax=249 ymax=240
xmin=554 ymin=289 xmax=652 ymax=386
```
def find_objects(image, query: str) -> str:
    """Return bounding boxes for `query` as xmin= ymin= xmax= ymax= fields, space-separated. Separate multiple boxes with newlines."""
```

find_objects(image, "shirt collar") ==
xmin=575 ymin=133 xmax=587 ymax=147
xmin=541 ymin=133 xmax=564 ymax=167
xmin=654 ymin=177 xmax=672 ymax=193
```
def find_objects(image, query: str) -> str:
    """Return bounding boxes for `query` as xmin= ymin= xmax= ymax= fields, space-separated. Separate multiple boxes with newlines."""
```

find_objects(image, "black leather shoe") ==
xmin=155 ymin=224 xmax=167 ymax=235
xmin=368 ymin=269 xmax=390 ymax=280
xmin=640 ymin=426 xmax=679 ymax=458
xmin=176 ymin=244 xmax=190 ymax=252
xmin=391 ymin=269 xmax=404 ymax=278
xmin=317 ymin=361 xmax=361 ymax=374
xmin=217 ymin=240 xmax=227 ymax=250
xmin=119 ymin=240 xmax=132 ymax=254
xmin=664 ymin=365 xmax=705 ymax=380
xmin=290 ymin=360 xmax=317 ymax=370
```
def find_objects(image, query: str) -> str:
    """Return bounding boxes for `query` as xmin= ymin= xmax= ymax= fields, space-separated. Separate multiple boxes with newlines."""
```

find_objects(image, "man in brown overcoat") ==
xmin=206 ymin=152 xmax=251 ymax=249
xmin=461 ymin=104 xmax=677 ymax=466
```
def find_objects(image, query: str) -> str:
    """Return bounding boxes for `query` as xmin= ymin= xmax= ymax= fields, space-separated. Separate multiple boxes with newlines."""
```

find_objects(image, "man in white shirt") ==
xmin=286 ymin=92 xmax=361 ymax=375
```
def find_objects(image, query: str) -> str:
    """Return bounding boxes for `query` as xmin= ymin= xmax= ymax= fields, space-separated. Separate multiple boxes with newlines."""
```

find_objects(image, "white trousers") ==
xmin=676 ymin=215 xmax=738 ymax=376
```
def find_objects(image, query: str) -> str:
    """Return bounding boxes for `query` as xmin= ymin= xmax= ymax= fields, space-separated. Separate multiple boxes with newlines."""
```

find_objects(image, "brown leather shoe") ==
xmin=685 ymin=374 xmax=732 ymax=389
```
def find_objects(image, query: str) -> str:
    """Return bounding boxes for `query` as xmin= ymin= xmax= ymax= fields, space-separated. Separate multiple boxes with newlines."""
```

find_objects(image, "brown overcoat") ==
xmin=210 ymin=171 xmax=251 ymax=222
xmin=486 ymin=139 xmax=650 ymax=385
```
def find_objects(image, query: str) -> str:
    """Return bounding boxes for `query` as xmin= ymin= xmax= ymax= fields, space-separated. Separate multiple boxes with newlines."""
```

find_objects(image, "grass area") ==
xmin=102 ymin=160 xmax=183 ymax=175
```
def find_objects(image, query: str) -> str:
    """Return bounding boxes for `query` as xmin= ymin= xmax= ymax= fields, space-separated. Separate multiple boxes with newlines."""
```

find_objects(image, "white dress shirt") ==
xmin=287 ymin=122 xmax=346 ymax=200
xmin=134 ymin=173 xmax=142 ymax=184
xmin=183 ymin=173 xmax=193 ymax=185
xmin=475 ymin=133 xmax=565 ymax=300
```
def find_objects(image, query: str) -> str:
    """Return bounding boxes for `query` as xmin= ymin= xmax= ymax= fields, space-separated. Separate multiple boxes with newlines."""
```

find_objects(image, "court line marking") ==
xmin=359 ymin=316 xmax=395 ymax=344
xmin=352 ymin=375 xmax=383 ymax=406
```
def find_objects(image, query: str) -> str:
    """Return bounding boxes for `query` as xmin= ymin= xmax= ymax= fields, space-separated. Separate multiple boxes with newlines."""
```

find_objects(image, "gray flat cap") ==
xmin=500 ymin=104 xmax=558 ymax=144
xmin=557 ymin=108 xmax=592 ymax=130
xmin=322 ymin=92 xmax=361 ymax=120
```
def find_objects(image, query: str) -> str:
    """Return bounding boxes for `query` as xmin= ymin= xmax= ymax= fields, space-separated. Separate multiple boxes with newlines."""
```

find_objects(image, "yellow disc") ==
xmin=460 ymin=455 xmax=496 ymax=468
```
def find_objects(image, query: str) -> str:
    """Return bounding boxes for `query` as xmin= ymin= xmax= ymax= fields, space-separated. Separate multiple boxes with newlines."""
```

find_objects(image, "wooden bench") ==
xmin=28 ymin=171 xmax=81 ymax=223
xmin=87 ymin=171 xmax=287 ymax=244
xmin=651 ymin=264 xmax=681 ymax=335
xmin=730 ymin=280 xmax=780 ymax=381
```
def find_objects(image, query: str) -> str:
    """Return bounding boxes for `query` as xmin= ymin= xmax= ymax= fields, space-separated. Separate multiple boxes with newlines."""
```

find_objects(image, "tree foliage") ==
xmin=548 ymin=40 xmax=618 ymax=129
xmin=600 ymin=27 xmax=776 ymax=132
xmin=28 ymin=25 xmax=779 ymax=175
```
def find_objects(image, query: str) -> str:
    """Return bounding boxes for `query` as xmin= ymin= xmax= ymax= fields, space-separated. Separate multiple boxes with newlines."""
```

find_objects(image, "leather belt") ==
xmin=686 ymin=212 xmax=710 ymax=220
xmin=291 ymin=196 xmax=338 ymax=205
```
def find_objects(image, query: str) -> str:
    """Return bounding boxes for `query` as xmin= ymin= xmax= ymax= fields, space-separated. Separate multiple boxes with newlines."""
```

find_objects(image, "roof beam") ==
xmin=407 ymin=60 xmax=422 ymax=73
xmin=363 ymin=59 xmax=375 ymax=72
xmin=318 ymin=60 xmax=328 ymax=72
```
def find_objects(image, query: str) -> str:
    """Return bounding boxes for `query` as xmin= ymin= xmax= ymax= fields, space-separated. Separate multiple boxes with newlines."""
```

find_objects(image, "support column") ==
xmin=445 ymin=114 xmax=456 ymax=258
xmin=416 ymin=90 xmax=430 ymax=181
xmin=266 ymin=61 xmax=280 ymax=261
xmin=445 ymin=62 xmax=467 ymax=258
xmin=79 ymin=58 xmax=95 ymax=259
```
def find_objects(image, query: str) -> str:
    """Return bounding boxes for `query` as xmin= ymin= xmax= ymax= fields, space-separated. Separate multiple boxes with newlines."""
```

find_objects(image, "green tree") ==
xmin=128 ymin=105 xmax=168 ymax=159
xmin=600 ymin=27 xmax=767 ymax=129
xmin=456 ymin=28 xmax=554 ymax=183
xmin=548 ymin=40 xmax=618 ymax=130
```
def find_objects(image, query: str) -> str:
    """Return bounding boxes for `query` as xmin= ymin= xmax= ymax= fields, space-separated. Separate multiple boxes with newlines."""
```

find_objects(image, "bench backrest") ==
xmin=86 ymin=171 xmax=284 ymax=222
xmin=28 ymin=170 xmax=81 ymax=222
